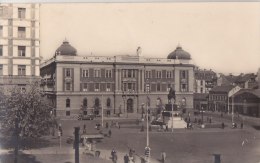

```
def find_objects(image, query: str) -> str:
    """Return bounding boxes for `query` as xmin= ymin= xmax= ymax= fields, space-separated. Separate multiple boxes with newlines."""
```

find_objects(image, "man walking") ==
xmin=161 ymin=151 xmax=166 ymax=163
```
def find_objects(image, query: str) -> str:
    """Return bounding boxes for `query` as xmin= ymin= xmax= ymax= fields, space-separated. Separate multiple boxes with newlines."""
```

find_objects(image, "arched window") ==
xmin=83 ymin=98 xmax=88 ymax=108
xmin=94 ymin=98 xmax=100 ymax=108
xmin=66 ymin=98 xmax=70 ymax=108
xmin=107 ymin=98 xmax=111 ymax=107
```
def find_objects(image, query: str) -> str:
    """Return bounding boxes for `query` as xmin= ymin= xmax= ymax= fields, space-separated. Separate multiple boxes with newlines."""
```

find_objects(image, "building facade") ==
xmin=194 ymin=68 xmax=217 ymax=94
xmin=40 ymin=41 xmax=195 ymax=118
xmin=0 ymin=4 xmax=40 ymax=91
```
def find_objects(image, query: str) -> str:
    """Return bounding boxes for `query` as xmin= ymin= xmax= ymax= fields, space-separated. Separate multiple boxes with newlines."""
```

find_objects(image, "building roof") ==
xmin=235 ymin=73 xmax=256 ymax=83
xmin=210 ymin=85 xmax=235 ymax=93
xmin=167 ymin=46 xmax=191 ymax=60
xmin=194 ymin=93 xmax=209 ymax=100
xmin=194 ymin=69 xmax=217 ymax=81
xmin=55 ymin=40 xmax=77 ymax=57
xmin=233 ymin=89 xmax=260 ymax=98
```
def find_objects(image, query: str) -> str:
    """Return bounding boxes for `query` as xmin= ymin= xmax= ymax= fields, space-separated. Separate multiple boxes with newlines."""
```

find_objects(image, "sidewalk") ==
xmin=21 ymin=146 xmax=160 ymax=163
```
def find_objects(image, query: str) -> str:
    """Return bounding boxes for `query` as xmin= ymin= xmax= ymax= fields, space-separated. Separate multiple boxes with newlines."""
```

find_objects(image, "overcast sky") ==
xmin=40 ymin=2 xmax=260 ymax=74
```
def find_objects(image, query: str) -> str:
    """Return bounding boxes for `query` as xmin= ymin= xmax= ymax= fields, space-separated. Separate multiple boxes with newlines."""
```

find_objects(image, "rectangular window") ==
xmin=94 ymin=69 xmax=101 ymax=78
xmin=0 ymin=7 xmax=3 ymax=17
xmin=128 ymin=70 xmax=132 ymax=78
xmin=166 ymin=71 xmax=172 ymax=78
xmin=128 ymin=83 xmax=132 ymax=91
xmin=123 ymin=83 xmax=127 ymax=92
xmin=106 ymin=83 xmax=111 ymax=92
xmin=145 ymin=71 xmax=151 ymax=78
xmin=181 ymin=84 xmax=187 ymax=92
xmin=201 ymin=88 xmax=203 ymax=93
xmin=167 ymin=84 xmax=171 ymax=91
xmin=18 ymin=65 xmax=26 ymax=76
xmin=200 ymin=80 xmax=203 ymax=86
xmin=18 ymin=46 xmax=26 ymax=57
xmin=18 ymin=27 xmax=26 ymax=38
xmin=94 ymin=83 xmax=100 ymax=91
xmin=0 ymin=45 xmax=2 ymax=56
xmin=181 ymin=71 xmax=186 ymax=78
xmin=65 ymin=69 xmax=71 ymax=77
xmin=0 ymin=26 xmax=2 ymax=37
xmin=65 ymin=83 xmax=71 ymax=91
xmin=18 ymin=8 xmax=26 ymax=19
xmin=157 ymin=71 xmax=162 ymax=78
xmin=82 ymin=69 xmax=89 ymax=78
xmin=105 ymin=70 xmax=112 ymax=78
xmin=0 ymin=65 xmax=3 ymax=75
xmin=157 ymin=83 xmax=161 ymax=91
xmin=83 ymin=83 xmax=88 ymax=91
xmin=66 ymin=111 xmax=70 ymax=116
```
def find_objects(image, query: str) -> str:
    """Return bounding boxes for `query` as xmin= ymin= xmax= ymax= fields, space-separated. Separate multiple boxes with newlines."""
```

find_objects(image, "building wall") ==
xmin=41 ymin=55 xmax=195 ymax=118
xmin=0 ymin=4 xmax=40 ymax=91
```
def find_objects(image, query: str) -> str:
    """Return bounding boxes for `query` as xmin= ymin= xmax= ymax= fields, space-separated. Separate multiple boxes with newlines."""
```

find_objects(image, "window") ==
xmin=82 ymin=69 xmax=89 ymax=78
xmin=18 ymin=65 xmax=26 ymax=76
xmin=18 ymin=27 xmax=26 ymax=38
xmin=156 ymin=71 xmax=162 ymax=78
xmin=107 ymin=98 xmax=111 ymax=107
xmin=181 ymin=71 xmax=186 ymax=78
xmin=0 ymin=7 xmax=3 ymax=17
xmin=66 ymin=98 xmax=70 ymax=108
xmin=145 ymin=71 xmax=151 ymax=78
xmin=200 ymin=80 xmax=203 ymax=86
xmin=123 ymin=70 xmax=127 ymax=78
xmin=127 ymin=70 xmax=132 ymax=78
xmin=128 ymin=83 xmax=132 ymax=91
xmin=18 ymin=46 xmax=26 ymax=56
xmin=65 ymin=69 xmax=71 ymax=77
xmin=83 ymin=83 xmax=88 ymax=91
xmin=166 ymin=71 xmax=172 ymax=78
xmin=94 ymin=98 xmax=100 ymax=108
xmin=66 ymin=111 xmax=70 ymax=116
xmin=0 ymin=26 xmax=2 ymax=37
xmin=94 ymin=69 xmax=101 ymax=78
xmin=181 ymin=84 xmax=187 ymax=92
xmin=65 ymin=83 xmax=71 ymax=91
xmin=157 ymin=83 xmax=161 ymax=91
xmin=18 ymin=8 xmax=26 ymax=19
xmin=83 ymin=98 xmax=87 ymax=108
xmin=106 ymin=83 xmax=111 ymax=92
xmin=0 ymin=45 xmax=2 ymax=56
xmin=94 ymin=83 xmax=100 ymax=91
xmin=200 ymin=88 xmax=203 ymax=93
xmin=0 ymin=65 xmax=3 ymax=75
xmin=105 ymin=70 xmax=112 ymax=78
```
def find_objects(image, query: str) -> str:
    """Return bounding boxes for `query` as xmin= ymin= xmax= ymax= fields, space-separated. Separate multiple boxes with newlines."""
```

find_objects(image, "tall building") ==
xmin=194 ymin=67 xmax=217 ymax=93
xmin=0 ymin=4 xmax=40 ymax=91
xmin=40 ymin=41 xmax=195 ymax=118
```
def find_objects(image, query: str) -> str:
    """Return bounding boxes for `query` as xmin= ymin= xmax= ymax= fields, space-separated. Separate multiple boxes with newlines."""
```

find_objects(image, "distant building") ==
xmin=40 ymin=41 xmax=195 ymax=118
xmin=208 ymin=85 xmax=240 ymax=113
xmin=217 ymin=73 xmax=257 ymax=89
xmin=194 ymin=67 xmax=217 ymax=93
xmin=232 ymin=89 xmax=260 ymax=117
xmin=0 ymin=4 xmax=41 ymax=92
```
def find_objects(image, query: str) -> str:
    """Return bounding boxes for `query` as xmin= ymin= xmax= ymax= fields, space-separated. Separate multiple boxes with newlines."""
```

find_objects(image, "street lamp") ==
xmin=145 ymin=79 xmax=150 ymax=162
xmin=171 ymin=98 xmax=174 ymax=132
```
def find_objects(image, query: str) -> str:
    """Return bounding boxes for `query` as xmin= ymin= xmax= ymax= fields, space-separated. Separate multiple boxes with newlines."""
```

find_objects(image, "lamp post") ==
xmin=171 ymin=99 xmax=174 ymax=132
xmin=145 ymin=79 xmax=150 ymax=162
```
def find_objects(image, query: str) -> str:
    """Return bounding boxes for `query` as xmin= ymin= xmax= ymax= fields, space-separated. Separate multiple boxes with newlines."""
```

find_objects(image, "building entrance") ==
xmin=127 ymin=98 xmax=134 ymax=113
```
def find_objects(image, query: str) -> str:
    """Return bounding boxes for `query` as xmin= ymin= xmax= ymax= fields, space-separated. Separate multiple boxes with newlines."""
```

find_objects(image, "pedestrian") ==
xmin=166 ymin=124 xmax=168 ymax=132
xmin=83 ymin=124 xmax=86 ymax=134
xmin=161 ymin=151 xmax=166 ymax=163
xmin=221 ymin=122 xmax=225 ymax=129
xmin=241 ymin=122 xmax=243 ymax=129
xmin=209 ymin=117 xmax=212 ymax=123
xmin=108 ymin=129 xmax=112 ymax=137
xmin=111 ymin=149 xmax=116 ymax=160
xmin=124 ymin=154 xmax=129 ymax=163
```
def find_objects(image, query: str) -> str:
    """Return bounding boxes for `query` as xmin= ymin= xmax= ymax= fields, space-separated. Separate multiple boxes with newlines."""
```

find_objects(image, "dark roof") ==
xmin=235 ymin=73 xmax=256 ymax=83
xmin=233 ymin=89 xmax=260 ymax=98
xmin=167 ymin=46 xmax=191 ymax=60
xmin=195 ymin=69 xmax=217 ymax=81
xmin=55 ymin=40 xmax=77 ymax=57
xmin=194 ymin=93 xmax=209 ymax=100
xmin=210 ymin=85 xmax=235 ymax=93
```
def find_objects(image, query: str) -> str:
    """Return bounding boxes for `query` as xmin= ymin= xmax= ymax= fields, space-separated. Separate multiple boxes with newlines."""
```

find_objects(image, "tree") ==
xmin=0 ymin=83 xmax=53 ymax=140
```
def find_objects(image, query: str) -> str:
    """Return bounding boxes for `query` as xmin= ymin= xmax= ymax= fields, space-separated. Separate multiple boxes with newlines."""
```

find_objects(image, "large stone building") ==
xmin=0 ymin=4 xmax=40 ymax=91
xmin=40 ymin=41 xmax=195 ymax=118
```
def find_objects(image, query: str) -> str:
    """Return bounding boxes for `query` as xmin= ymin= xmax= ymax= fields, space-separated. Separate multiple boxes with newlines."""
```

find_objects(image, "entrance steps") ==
xmin=167 ymin=117 xmax=187 ymax=129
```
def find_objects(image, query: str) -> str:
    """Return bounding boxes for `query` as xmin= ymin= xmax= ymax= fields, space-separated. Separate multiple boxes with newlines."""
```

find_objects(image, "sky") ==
xmin=40 ymin=2 xmax=260 ymax=75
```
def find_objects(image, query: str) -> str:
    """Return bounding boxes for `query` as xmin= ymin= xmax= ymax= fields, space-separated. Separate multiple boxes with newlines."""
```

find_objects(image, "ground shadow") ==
xmin=0 ymin=136 xmax=53 ymax=150
xmin=0 ymin=151 xmax=41 ymax=163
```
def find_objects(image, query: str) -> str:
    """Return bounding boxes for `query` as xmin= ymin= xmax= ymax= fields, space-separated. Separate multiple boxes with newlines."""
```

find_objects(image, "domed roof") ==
xmin=167 ymin=46 xmax=191 ymax=60
xmin=55 ymin=40 xmax=77 ymax=56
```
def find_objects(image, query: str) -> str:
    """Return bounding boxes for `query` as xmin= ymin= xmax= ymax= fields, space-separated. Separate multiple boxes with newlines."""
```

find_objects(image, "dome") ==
xmin=55 ymin=40 xmax=77 ymax=56
xmin=167 ymin=46 xmax=191 ymax=60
